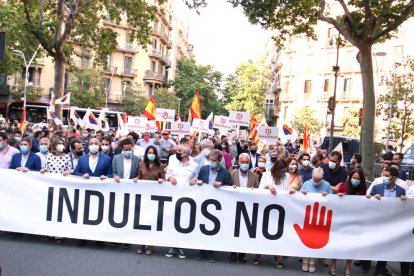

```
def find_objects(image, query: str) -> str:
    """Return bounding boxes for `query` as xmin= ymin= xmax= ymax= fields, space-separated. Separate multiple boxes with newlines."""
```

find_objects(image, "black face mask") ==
xmin=76 ymin=151 xmax=84 ymax=157
xmin=271 ymin=156 xmax=278 ymax=163
xmin=176 ymin=152 xmax=183 ymax=161
xmin=250 ymin=150 xmax=257 ymax=155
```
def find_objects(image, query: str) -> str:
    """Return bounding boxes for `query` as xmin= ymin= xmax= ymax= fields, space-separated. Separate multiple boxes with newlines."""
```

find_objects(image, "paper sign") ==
xmin=238 ymin=129 xmax=248 ymax=141
xmin=258 ymin=126 xmax=279 ymax=140
xmin=229 ymin=111 xmax=250 ymax=126
xmin=170 ymin=122 xmax=190 ymax=136
xmin=137 ymin=120 xmax=158 ymax=133
xmin=213 ymin=115 xmax=235 ymax=130
xmin=127 ymin=116 xmax=148 ymax=132
xmin=156 ymin=108 xmax=175 ymax=122
xmin=192 ymin=119 xmax=213 ymax=134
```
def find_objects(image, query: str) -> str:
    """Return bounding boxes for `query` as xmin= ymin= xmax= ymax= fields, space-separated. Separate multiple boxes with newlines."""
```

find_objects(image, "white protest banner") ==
xmin=0 ymin=169 xmax=413 ymax=262
xmin=137 ymin=120 xmax=158 ymax=133
xmin=213 ymin=115 xmax=234 ymax=130
xmin=170 ymin=121 xmax=190 ymax=136
xmin=156 ymin=108 xmax=175 ymax=123
xmin=127 ymin=116 xmax=148 ymax=132
xmin=258 ymin=126 xmax=279 ymax=140
xmin=229 ymin=111 xmax=250 ymax=127
xmin=238 ymin=129 xmax=248 ymax=141
xmin=191 ymin=118 xmax=212 ymax=134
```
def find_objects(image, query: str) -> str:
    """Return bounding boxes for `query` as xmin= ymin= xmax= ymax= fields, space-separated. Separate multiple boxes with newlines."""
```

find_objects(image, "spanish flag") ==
xmin=250 ymin=114 xmax=259 ymax=144
xmin=188 ymin=90 xmax=201 ymax=123
xmin=303 ymin=125 xmax=309 ymax=152
xmin=143 ymin=97 xmax=161 ymax=131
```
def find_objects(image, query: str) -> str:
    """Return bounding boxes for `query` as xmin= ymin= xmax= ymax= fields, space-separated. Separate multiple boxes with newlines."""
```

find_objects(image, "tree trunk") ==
xmin=54 ymin=50 xmax=66 ymax=120
xmin=358 ymin=45 xmax=375 ymax=181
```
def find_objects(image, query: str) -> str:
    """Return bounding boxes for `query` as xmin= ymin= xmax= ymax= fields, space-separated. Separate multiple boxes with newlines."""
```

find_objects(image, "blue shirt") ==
xmin=299 ymin=167 xmax=314 ymax=182
xmin=301 ymin=180 xmax=333 ymax=194
xmin=384 ymin=186 xmax=397 ymax=198
xmin=208 ymin=169 xmax=218 ymax=185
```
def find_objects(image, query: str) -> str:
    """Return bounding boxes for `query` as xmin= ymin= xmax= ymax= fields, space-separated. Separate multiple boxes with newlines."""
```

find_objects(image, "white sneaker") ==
xmin=177 ymin=248 xmax=186 ymax=259
xmin=165 ymin=248 xmax=175 ymax=258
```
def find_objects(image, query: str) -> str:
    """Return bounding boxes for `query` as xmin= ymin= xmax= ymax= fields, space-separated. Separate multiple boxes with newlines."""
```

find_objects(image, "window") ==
xmin=104 ymin=78 xmax=111 ymax=96
xmin=81 ymin=49 xmax=91 ymax=67
xmin=283 ymin=106 xmax=288 ymax=121
xmin=265 ymin=99 xmax=274 ymax=117
xmin=106 ymin=54 xmax=112 ymax=70
xmin=152 ymin=61 xmax=156 ymax=73
xmin=284 ymin=80 xmax=290 ymax=95
xmin=304 ymin=80 xmax=312 ymax=94
xmin=343 ymin=78 xmax=352 ymax=95
xmin=122 ymin=80 xmax=132 ymax=96
xmin=323 ymin=79 xmax=331 ymax=94
xmin=152 ymin=39 xmax=157 ymax=50
xmin=345 ymin=50 xmax=355 ymax=70
xmin=326 ymin=52 xmax=334 ymax=71
xmin=124 ymin=56 xmax=132 ymax=74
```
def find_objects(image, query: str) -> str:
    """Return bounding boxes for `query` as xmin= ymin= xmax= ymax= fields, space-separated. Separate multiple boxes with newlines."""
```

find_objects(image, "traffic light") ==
xmin=328 ymin=96 xmax=335 ymax=111
xmin=0 ymin=32 xmax=5 ymax=62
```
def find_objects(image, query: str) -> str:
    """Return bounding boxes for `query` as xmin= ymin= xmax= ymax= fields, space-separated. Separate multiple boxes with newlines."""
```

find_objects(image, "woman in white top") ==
xmin=41 ymin=137 xmax=72 ymax=176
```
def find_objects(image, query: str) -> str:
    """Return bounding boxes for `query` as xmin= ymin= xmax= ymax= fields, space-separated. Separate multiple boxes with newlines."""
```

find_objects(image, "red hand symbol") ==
xmin=294 ymin=202 xmax=333 ymax=249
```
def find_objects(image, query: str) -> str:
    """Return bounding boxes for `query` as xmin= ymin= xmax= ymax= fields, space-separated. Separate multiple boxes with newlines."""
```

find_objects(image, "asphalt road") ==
xmin=0 ymin=232 xmax=399 ymax=276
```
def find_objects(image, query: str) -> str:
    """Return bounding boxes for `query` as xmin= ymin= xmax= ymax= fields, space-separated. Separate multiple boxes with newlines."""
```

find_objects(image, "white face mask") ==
xmin=258 ymin=162 xmax=266 ymax=168
xmin=302 ymin=160 xmax=310 ymax=167
xmin=203 ymin=148 xmax=211 ymax=157
xmin=289 ymin=165 xmax=298 ymax=172
xmin=101 ymin=145 xmax=110 ymax=152
xmin=89 ymin=144 xmax=99 ymax=154
xmin=56 ymin=144 xmax=65 ymax=152
xmin=328 ymin=161 xmax=337 ymax=169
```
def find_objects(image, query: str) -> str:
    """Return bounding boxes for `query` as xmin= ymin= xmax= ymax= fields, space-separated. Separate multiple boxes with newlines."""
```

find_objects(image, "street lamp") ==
xmin=12 ymin=44 xmax=42 ymax=125
xmin=105 ymin=66 xmax=117 ymax=108
xmin=177 ymin=97 xmax=182 ymax=120
xmin=328 ymin=34 xmax=342 ymax=154
xmin=385 ymin=61 xmax=401 ymax=149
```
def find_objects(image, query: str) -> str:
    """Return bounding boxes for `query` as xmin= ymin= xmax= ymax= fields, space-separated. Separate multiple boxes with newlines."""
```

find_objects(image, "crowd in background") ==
xmin=0 ymin=115 xmax=413 ymax=276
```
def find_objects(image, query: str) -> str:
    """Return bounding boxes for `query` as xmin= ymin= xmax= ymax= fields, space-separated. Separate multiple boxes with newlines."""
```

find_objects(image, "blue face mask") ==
xmin=351 ymin=179 xmax=361 ymax=187
xmin=240 ymin=164 xmax=249 ymax=172
xmin=14 ymin=137 xmax=21 ymax=142
xmin=20 ymin=145 xmax=29 ymax=154
xmin=0 ymin=142 xmax=3 ymax=150
xmin=123 ymin=151 xmax=133 ymax=159
xmin=266 ymin=162 xmax=273 ymax=170
xmin=40 ymin=145 xmax=49 ymax=153
xmin=210 ymin=162 xmax=219 ymax=170
xmin=382 ymin=176 xmax=391 ymax=186
xmin=147 ymin=154 xmax=156 ymax=161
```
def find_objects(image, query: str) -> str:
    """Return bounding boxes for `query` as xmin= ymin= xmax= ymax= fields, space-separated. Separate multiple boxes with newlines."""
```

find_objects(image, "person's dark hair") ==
xmin=221 ymin=139 xmax=230 ymax=154
xmin=330 ymin=150 xmax=343 ymax=162
xmin=316 ymin=152 xmax=324 ymax=161
xmin=70 ymin=138 xmax=82 ymax=151
xmin=394 ymin=152 xmax=404 ymax=160
xmin=101 ymin=136 xmax=113 ymax=144
xmin=120 ymin=138 xmax=133 ymax=148
xmin=14 ymin=130 xmax=22 ymax=136
xmin=210 ymin=149 xmax=223 ymax=162
xmin=179 ymin=137 xmax=188 ymax=145
xmin=96 ymin=130 xmax=104 ymax=136
xmin=270 ymin=159 xmax=288 ymax=184
xmin=346 ymin=169 xmax=367 ymax=195
xmin=389 ymin=161 xmax=401 ymax=170
xmin=34 ymin=131 xmax=43 ymax=139
xmin=353 ymin=153 xmax=362 ymax=164
xmin=20 ymin=137 xmax=32 ymax=145
xmin=143 ymin=145 xmax=161 ymax=168
xmin=0 ymin=132 xmax=8 ymax=142
xmin=214 ymin=143 xmax=223 ymax=151
xmin=299 ymin=152 xmax=311 ymax=160
xmin=127 ymin=132 xmax=139 ymax=143
xmin=384 ymin=166 xmax=399 ymax=177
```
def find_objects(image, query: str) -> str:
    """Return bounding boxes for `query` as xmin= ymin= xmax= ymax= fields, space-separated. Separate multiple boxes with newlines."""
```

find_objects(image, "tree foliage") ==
xmin=377 ymin=60 xmax=414 ymax=151
xmin=291 ymin=107 xmax=321 ymax=137
xmin=341 ymin=109 xmax=361 ymax=138
xmin=10 ymin=81 xmax=43 ymax=101
xmin=68 ymin=68 xmax=105 ymax=109
xmin=153 ymin=88 xmax=179 ymax=110
xmin=224 ymin=59 xmax=270 ymax=117
xmin=122 ymin=84 xmax=147 ymax=116
xmin=173 ymin=57 xmax=226 ymax=118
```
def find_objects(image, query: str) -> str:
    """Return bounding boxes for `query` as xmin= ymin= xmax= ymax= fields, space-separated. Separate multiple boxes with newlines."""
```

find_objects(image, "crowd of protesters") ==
xmin=0 ymin=115 xmax=413 ymax=275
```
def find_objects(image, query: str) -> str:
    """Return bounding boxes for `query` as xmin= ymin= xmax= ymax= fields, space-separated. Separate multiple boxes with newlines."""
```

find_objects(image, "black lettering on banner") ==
xmin=133 ymin=194 xmax=151 ymax=230
xmin=151 ymin=195 xmax=172 ymax=231
xmin=234 ymin=202 xmax=258 ymax=238
xmin=83 ymin=190 xmax=104 ymax=225
xmin=57 ymin=188 xmax=79 ymax=223
xmin=46 ymin=187 xmax=54 ymax=221
xmin=200 ymin=199 xmax=221 ymax=236
xmin=174 ymin=197 xmax=196 ymax=234
xmin=262 ymin=204 xmax=285 ymax=240
xmin=108 ymin=192 xmax=130 ymax=228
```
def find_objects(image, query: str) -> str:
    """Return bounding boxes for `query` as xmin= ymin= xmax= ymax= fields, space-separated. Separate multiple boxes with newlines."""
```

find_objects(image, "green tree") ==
xmin=10 ymin=81 xmax=43 ymax=101
xmin=291 ymin=107 xmax=321 ymax=137
xmin=0 ymin=0 xmax=162 ymax=118
xmin=68 ymin=68 xmax=105 ymax=109
xmin=153 ymin=88 xmax=179 ymax=110
xmin=225 ymin=59 xmax=270 ymax=118
xmin=173 ymin=57 xmax=226 ymax=118
xmin=341 ymin=109 xmax=361 ymax=138
xmin=377 ymin=61 xmax=414 ymax=151
xmin=212 ymin=0 xmax=414 ymax=180
xmin=122 ymin=85 xmax=147 ymax=116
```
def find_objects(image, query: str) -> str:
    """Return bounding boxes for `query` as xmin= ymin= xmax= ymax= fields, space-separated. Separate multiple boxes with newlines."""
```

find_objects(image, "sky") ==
xmin=174 ymin=1 xmax=271 ymax=76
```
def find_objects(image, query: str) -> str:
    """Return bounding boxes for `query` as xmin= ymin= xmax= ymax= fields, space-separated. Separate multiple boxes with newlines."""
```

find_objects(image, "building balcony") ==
xmin=337 ymin=93 xmax=361 ymax=102
xmin=117 ymin=43 xmax=139 ymax=54
xmin=120 ymin=67 xmax=137 ymax=77
xmin=160 ymin=32 xmax=172 ymax=48
xmin=143 ymin=70 xmax=164 ymax=83
xmin=152 ymin=26 xmax=163 ymax=37
xmin=72 ymin=59 xmax=93 ymax=68
xmin=148 ymin=48 xmax=163 ymax=60
xmin=107 ymin=94 xmax=123 ymax=104
xmin=271 ymin=83 xmax=279 ymax=93
xmin=159 ymin=53 xmax=171 ymax=67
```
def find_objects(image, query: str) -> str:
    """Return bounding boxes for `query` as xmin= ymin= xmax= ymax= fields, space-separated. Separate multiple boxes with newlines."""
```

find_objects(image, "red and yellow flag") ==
xmin=188 ymin=90 xmax=201 ymax=122
xmin=303 ymin=125 xmax=309 ymax=152
xmin=143 ymin=96 xmax=160 ymax=130
xmin=250 ymin=114 xmax=259 ymax=144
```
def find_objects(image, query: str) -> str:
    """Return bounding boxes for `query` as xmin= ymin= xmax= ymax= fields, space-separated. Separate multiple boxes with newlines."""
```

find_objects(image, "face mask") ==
xmin=76 ymin=151 xmax=83 ymax=157
xmin=89 ymin=144 xmax=99 ymax=154
xmin=328 ymin=161 xmax=337 ymax=169
xmin=14 ymin=137 xmax=21 ymax=142
xmin=147 ymin=153 xmax=156 ymax=161
xmin=240 ymin=164 xmax=249 ymax=172
xmin=268 ymin=149 xmax=273 ymax=154
xmin=258 ymin=161 xmax=266 ymax=168
xmin=0 ymin=142 xmax=3 ymax=150
xmin=90 ymin=134 xmax=96 ymax=138
xmin=302 ymin=160 xmax=310 ymax=167
xmin=176 ymin=152 xmax=183 ymax=161
xmin=289 ymin=165 xmax=298 ymax=172
xmin=270 ymin=156 xmax=278 ymax=163
xmin=101 ymin=145 xmax=110 ymax=152
xmin=351 ymin=179 xmax=361 ymax=187
xmin=144 ymin=136 xmax=150 ymax=141
xmin=163 ymin=135 xmax=169 ymax=140
xmin=266 ymin=162 xmax=273 ymax=170
xmin=231 ymin=141 xmax=236 ymax=145
xmin=82 ymin=133 xmax=88 ymax=138
xmin=312 ymin=180 xmax=323 ymax=187
xmin=203 ymin=148 xmax=211 ymax=157
xmin=20 ymin=145 xmax=29 ymax=154
xmin=382 ymin=176 xmax=390 ymax=186
xmin=40 ymin=145 xmax=49 ymax=153
xmin=250 ymin=150 xmax=257 ymax=155
xmin=111 ymin=142 xmax=118 ymax=148
xmin=221 ymin=144 xmax=226 ymax=149
xmin=0 ymin=124 xmax=3 ymax=128
xmin=123 ymin=150 xmax=133 ymax=159
xmin=210 ymin=162 xmax=219 ymax=170
xmin=56 ymin=144 xmax=65 ymax=152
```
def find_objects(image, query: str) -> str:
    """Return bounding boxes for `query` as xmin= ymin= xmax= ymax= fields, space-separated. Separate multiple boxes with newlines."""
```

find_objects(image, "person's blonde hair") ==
xmin=312 ymin=167 xmax=324 ymax=180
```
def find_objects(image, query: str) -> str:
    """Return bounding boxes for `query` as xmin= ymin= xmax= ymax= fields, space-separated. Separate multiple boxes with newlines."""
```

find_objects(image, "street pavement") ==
xmin=0 ymin=232 xmax=400 ymax=276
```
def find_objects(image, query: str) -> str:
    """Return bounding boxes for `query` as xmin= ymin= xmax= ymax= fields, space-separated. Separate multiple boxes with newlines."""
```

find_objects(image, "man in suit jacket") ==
xmin=112 ymin=138 xmax=140 ymax=183
xmin=9 ymin=137 xmax=41 ymax=172
xmin=193 ymin=139 xmax=225 ymax=175
xmin=230 ymin=153 xmax=260 ymax=189
xmin=247 ymin=143 xmax=260 ymax=169
xmin=74 ymin=138 xmax=112 ymax=179
xmin=195 ymin=149 xmax=231 ymax=187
